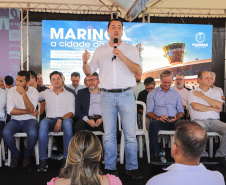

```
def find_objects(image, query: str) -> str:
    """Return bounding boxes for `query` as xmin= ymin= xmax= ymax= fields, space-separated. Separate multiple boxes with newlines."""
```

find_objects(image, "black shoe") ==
xmin=22 ymin=155 xmax=31 ymax=167
xmin=151 ymin=154 xmax=160 ymax=162
xmin=126 ymin=169 xmax=143 ymax=180
xmin=61 ymin=158 xmax=67 ymax=169
xmin=37 ymin=159 xmax=48 ymax=172
xmin=217 ymin=157 xmax=226 ymax=167
xmin=10 ymin=156 xmax=21 ymax=168
xmin=103 ymin=169 xmax=118 ymax=176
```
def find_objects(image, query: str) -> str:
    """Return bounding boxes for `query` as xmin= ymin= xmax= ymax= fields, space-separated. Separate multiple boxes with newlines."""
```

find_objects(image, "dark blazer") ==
xmin=75 ymin=88 xmax=90 ymax=120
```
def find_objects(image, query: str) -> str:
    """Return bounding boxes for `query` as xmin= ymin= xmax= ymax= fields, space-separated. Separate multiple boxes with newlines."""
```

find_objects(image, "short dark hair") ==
xmin=4 ymin=75 xmax=14 ymax=85
xmin=71 ymin=72 xmax=80 ymax=78
xmin=29 ymin=70 xmax=37 ymax=82
xmin=174 ymin=121 xmax=208 ymax=160
xmin=144 ymin=77 xmax=155 ymax=86
xmin=17 ymin=71 xmax=30 ymax=82
xmin=108 ymin=18 xmax=123 ymax=28
xmin=87 ymin=72 xmax=99 ymax=80
xmin=50 ymin=71 xmax=62 ymax=80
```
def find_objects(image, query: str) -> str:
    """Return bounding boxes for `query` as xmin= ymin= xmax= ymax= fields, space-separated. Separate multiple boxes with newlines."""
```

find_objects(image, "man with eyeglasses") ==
xmin=74 ymin=72 xmax=103 ymax=134
xmin=137 ymin=77 xmax=155 ymax=130
xmin=82 ymin=19 xmax=143 ymax=179
xmin=173 ymin=73 xmax=190 ymax=118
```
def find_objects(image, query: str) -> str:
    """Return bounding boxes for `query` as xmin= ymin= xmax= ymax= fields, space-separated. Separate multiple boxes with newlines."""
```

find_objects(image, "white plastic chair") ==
xmin=0 ymin=139 xmax=5 ymax=167
xmin=119 ymin=101 xmax=150 ymax=164
xmin=207 ymin=132 xmax=220 ymax=158
xmin=7 ymin=102 xmax=41 ymax=166
xmin=48 ymin=131 xmax=64 ymax=158
xmin=158 ymin=130 xmax=175 ymax=148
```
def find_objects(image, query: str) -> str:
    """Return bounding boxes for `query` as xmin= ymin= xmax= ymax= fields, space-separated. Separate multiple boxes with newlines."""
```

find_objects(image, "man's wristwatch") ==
xmin=58 ymin=117 xmax=63 ymax=121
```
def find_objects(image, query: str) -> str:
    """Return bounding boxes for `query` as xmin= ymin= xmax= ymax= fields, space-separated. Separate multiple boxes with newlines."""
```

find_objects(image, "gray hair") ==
xmin=210 ymin=72 xmax=216 ymax=79
xmin=160 ymin=70 xmax=173 ymax=80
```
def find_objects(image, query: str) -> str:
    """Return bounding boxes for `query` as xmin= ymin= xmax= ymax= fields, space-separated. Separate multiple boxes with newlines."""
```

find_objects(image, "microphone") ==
xmin=112 ymin=38 xmax=118 ymax=61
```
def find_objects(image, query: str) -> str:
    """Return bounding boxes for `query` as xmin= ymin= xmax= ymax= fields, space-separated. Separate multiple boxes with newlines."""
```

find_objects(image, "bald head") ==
xmin=174 ymin=122 xmax=207 ymax=160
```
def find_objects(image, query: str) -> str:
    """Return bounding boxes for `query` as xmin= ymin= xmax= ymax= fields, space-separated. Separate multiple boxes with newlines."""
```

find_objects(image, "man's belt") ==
xmin=100 ymin=87 xmax=132 ymax=93
xmin=88 ymin=115 xmax=101 ymax=122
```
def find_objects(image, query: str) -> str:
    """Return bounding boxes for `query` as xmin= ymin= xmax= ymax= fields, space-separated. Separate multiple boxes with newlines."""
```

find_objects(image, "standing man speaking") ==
xmin=83 ymin=19 xmax=143 ymax=179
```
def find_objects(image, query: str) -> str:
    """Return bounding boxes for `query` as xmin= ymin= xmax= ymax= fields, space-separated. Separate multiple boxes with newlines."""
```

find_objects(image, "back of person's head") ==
xmin=174 ymin=122 xmax=208 ymax=160
xmin=4 ymin=75 xmax=14 ymax=85
xmin=17 ymin=71 xmax=30 ymax=82
xmin=29 ymin=70 xmax=37 ymax=82
xmin=144 ymin=77 xmax=155 ymax=86
xmin=60 ymin=130 xmax=102 ymax=185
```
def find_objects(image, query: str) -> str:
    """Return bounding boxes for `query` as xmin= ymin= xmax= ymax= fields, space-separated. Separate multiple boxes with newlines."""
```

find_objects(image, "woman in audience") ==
xmin=47 ymin=130 xmax=122 ymax=185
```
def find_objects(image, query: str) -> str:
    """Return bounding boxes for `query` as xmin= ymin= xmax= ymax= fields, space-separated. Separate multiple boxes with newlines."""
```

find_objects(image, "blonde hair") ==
xmin=59 ymin=130 xmax=102 ymax=185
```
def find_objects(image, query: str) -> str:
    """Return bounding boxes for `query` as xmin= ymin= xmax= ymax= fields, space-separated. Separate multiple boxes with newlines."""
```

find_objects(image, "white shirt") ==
xmin=173 ymin=86 xmax=189 ymax=107
xmin=39 ymin=88 xmax=75 ymax=118
xmin=7 ymin=86 xmax=39 ymax=120
xmin=0 ymin=88 xmax=7 ymax=121
xmin=68 ymin=84 xmax=85 ymax=94
xmin=188 ymin=87 xmax=223 ymax=121
xmin=133 ymin=82 xmax=145 ymax=99
xmin=88 ymin=41 xmax=141 ymax=89
xmin=146 ymin=163 xmax=225 ymax=185
xmin=212 ymin=86 xmax=224 ymax=97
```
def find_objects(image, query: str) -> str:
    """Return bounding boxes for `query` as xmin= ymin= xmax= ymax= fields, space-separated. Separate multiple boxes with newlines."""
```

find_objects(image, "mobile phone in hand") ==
xmin=168 ymin=116 xmax=175 ymax=119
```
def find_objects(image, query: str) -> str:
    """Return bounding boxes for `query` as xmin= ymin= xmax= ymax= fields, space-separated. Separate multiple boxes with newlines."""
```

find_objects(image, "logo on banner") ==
xmin=192 ymin=32 xmax=208 ymax=48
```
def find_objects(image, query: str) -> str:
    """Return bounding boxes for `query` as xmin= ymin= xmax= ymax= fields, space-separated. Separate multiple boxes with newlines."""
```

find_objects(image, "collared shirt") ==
xmin=0 ymin=88 xmax=7 ymax=121
xmin=188 ymin=87 xmax=223 ymax=121
xmin=83 ymin=90 xmax=101 ymax=122
xmin=173 ymin=86 xmax=189 ymax=107
xmin=68 ymin=84 xmax=86 ymax=94
xmin=88 ymin=41 xmax=141 ymax=89
xmin=212 ymin=85 xmax=224 ymax=97
xmin=146 ymin=163 xmax=225 ymax=185
xmin=64 ymin=85 xmax=76 ymax=98
xmin=39 ymin=88 xmax=75 ymax=118
xmin=146 ymin=86 xmax=184 ymax=117
xmin=133 ymin=82 xmax=145 ymax=99
xmin=7 ymin=86 xmax=39 ymax=120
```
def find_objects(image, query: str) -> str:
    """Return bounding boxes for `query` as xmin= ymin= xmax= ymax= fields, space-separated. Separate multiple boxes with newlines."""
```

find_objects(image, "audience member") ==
xmin=188 ymin=71 xmax=226 ymax=166
xmin=47 ymin=130 xmax=122 ymax=185
xmin=68 ymin=72 xmax=85 ymax=94
xmin=146 ymin=70 xmax=184 ymax=161
xmin=74 ymin=72 xmax=104 ymax=133
xmin=60 ymin=72 xmax=76 ymax=98
xmin=37 ymin=73 xmax=49 ymax=92
xmin=146 ymin=121 xmax=225 ymax=185
xmin=0 ymin=88 xmax=7 ymax=141
xmin=0 ymin=77 xmax=5 ymax=89
xmin=38 ymin=71 xmax=75 ymax=172
xmin=2 ymin=71 xmax=39 ymax=168
xmin=4 ymin=75 xmax=14 ymax=90
xmin=133 ymin=74 xmax=145 ymax=99
xmin=137 ymin=76 xmax=155 ymax=130
xmin=173 ymin=73 xmax=190 ymax=118
xmin=210 ymin=71 xmax=225 ymax=101
xmin=28 ymin=70 xmax=38 ymax=88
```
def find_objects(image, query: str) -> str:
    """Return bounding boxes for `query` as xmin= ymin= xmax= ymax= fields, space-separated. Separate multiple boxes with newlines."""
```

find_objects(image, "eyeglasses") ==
xmin=86 ymin=78 xmax=97 ymax=82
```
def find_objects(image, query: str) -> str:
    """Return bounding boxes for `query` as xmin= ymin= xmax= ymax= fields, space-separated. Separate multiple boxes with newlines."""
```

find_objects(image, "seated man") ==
xmin=173 ymin=73 xmax=190 ymax=118
xmin=59 ymin=72 xmax=76 ymax=98
xmin=188 ymin=71 xmax=226 ymax=166
xmin=38 ymin=71 xmax=75 ymax=172
xmin=137 ymin=76 xmax=155 ymax=130
xmin=210 ymin=72 xmax=225 ymax=101
xmin=4 ymin=75 xmax=14 ymax=90
xmin=146 ymin=121 xmax=225 ymax=185
xmin=37 ymin=73 xmax=49 ymax=92
xmin=2 ymin=71 xmax=39 ymax=168
xmin=0 ymin=87 xmax=7 ymax=141
xmin=68 ymin=72 xmax=85 ymax=94
xmin=74 ymin=72 xmax=103 ymax=133
xmin=146 ymin=70 xmax=184 ymax=160
xmin=133 ymin=74 xmax=145 ymax=99
xmin=28 ymin=70 xmax=38 ymax=89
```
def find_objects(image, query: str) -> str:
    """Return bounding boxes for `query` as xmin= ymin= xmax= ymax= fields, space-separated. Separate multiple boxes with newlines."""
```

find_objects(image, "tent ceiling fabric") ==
xmin=0 ymin=0 xmax=152 ymax=21
xmin=0 ymin=0 xmax=226 ymax=20
xmin=142 ymin=0 xmax=226 ymax=18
